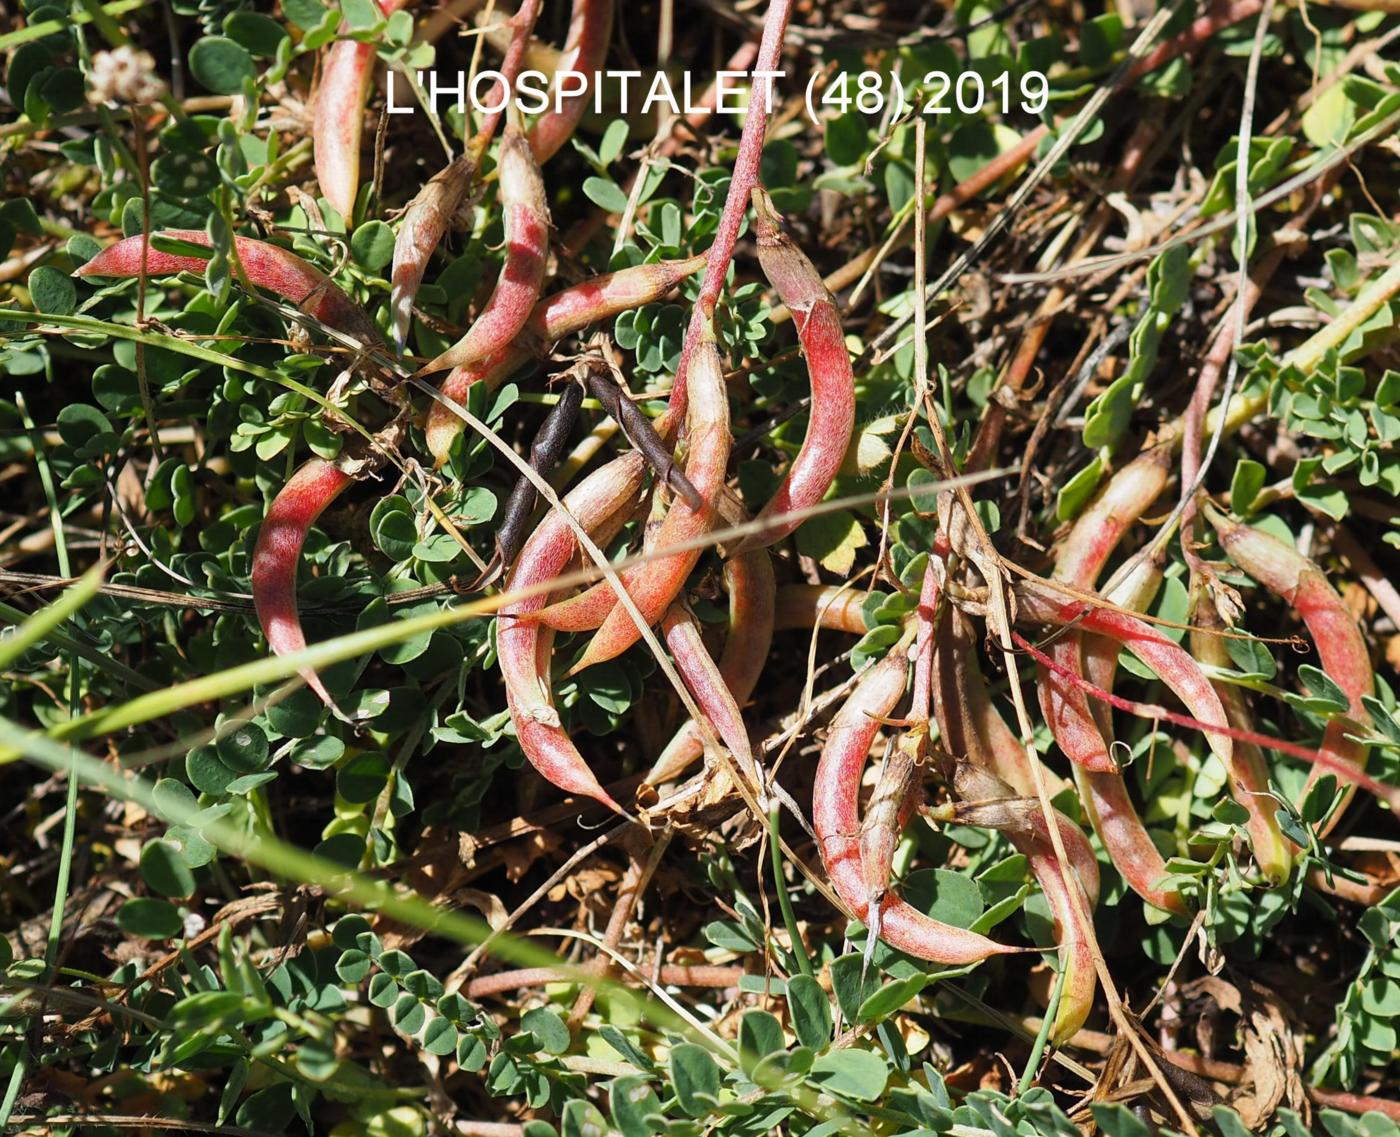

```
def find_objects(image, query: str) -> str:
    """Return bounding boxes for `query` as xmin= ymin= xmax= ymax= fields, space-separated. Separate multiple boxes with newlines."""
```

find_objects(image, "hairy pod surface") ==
xmin=735 ymin=190 xmax=855 ymax=550
xmin=1205 ymin=504 xmax=1374 ymax=834
xmin=648 ymin=510 xmax=775 ymax=784
xmin=1075 ymin=559 xmax=1190 ymax=915
xmin=419 ymin=130 xmax=550 ymax=376
xmin=813 ymin=648 xmax=1014 ymax=965
xmin=498 ymin=452 xmax=646 ymax=813
xmin=250 ymin=459 xmax=354 ymax=711
xmin=525 ymin=0 xmax=616 ymax=163
xmin=76 ymin=230 xmax=381 ymax=345
xmin=559 ymin=327 xmax=731 ymax=671
xmin=312 ymin=0 xmax=407 ymax=221
xmin=424 ymin=255 xmax=706 ymax=466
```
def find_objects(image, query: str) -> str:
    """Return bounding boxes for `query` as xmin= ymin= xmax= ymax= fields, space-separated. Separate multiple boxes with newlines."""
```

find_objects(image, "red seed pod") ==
xmin=1017 ymin=582 xmax=1236 ymax=780
xmin=1189 ymin=583 xmax=1294 ymax=883
xmin=423 ymin=254 xmax=706 ymax=467
xmin=1074 ymin=559 xmax=1190 ymax=915
xmin=388 ymin=0 xmax=543 ymax=350
xmin=813 ymin=646 xmax=1015 ymax=966
xmin=75 ymin=230 xmax=381 ymax=346
xmin=417 ymin=130 xmax=550 ymax=376
xmin=660 ymin=601 xmax=757 ymax=785
xmin=558 ymin=324 xmax=731 ymax=672
xmin=647 ymin=506 xmax=776 ymax=784
xmin=526 ymin=0 xmax=615 ymax=164
xmin=858 ymin=559 xmax=939 ymax=937
xmin=498 ymin=452 xmax=646 ymax=814
xmin=734 ymin=189 xmax=855 ymax=550
xmin=933 ymin=605 xmax=1041 ymax=799
xmin=1204 ymin=504 xmax=1374 ymax=835
xmin=312 ymin=0 xmax=408 ymax=221
xmin=943 ymin=763 xmax=1098 ymax=1043
xmin=250 ymin=459 xmax=354 ymax=711
xmin=1037 ymin=450 xmax=1171 ymax=778
xmin=390 ymin=154 xmax=475 ymax=351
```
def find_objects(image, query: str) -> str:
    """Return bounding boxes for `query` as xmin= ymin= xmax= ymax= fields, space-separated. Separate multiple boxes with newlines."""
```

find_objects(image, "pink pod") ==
xmin=250 ymin=459 xmax=354 ymax=711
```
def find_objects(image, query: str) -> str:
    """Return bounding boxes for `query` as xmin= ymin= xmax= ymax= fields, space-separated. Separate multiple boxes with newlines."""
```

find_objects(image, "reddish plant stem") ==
xmin=660 ymin=0 xmax=792 ymax=437
xmin=560 ymin=39 xmax=762 ymax=256
xmin=1009 ymin=622 xmax=1400 ymax=813
xmin=802 ymin=0 xmax=1264 ymax=324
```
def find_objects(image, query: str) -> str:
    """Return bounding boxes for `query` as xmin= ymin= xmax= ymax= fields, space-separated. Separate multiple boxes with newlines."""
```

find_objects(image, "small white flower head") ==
xmin=88 ymin=46 xmax=166 ymax=107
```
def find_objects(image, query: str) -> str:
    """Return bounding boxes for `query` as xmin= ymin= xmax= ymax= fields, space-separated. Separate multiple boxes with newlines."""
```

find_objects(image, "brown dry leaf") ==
xmin=555 ymin=865 xmax=620 ymax=905
xmin=1385 ymin=633 xmax=1400 ymax=674
xmin=498 ymin=829 xmax=562 ymax=884
xmin=1184 ymin=976 xmax=1305 ymax=1130
xmin=456 ymin=887 xmax=509 ymax=930
xmin=642 ymin=761 xmax=762 ymax=850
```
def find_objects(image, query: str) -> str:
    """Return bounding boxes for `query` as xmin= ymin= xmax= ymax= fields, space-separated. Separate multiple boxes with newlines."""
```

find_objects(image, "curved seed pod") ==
xmin=1075 ymin=559 xmax=1189 ymax=916
xmin=313 ymin=0 xmax=407 ymax=222
xmin=1017 ymin=583 xmax=1236 ymax=779
xmin=562 ymin=325 xmax=730 ymax=672
xmin=424 ymin=254 xmax=706 ymax=466
xmin=417 ymin=130 xmax=550 ymax=376
xmin=813 ymin=647 xmax=1014 ymax=966
xmin=313 ymin=40 xmax=376 ymax=223
xmin=1190 ymin=583 xmax=1293 ymax=883
xmin=75 ymin=230 xmax=381 ymax=345
xmin=389 ymin=0 xmax=542 ymax=351
xmin=1037 ymin=449 xmax=1171 ymax=777
xmin=476 ymin=380 xmax=586 ymax=589
xmin=943 ymin=762 xmax=1097 ymax=1043
xmin=1053 ymin=448 xmax=1172 ymax=585
xmin=859 ymin=559 xmax=939 ymax=958
xmin=1038 ymin=449 xmax=1190 ymax=913
xmin=250 ymin=459 xmax=354 ymax=711
xmin=498 ymin=452 xmax=646 ymax=813
xmin=1203 ymin=504 xmax=1374 ymax=835
xmin=660 ymin=601 xmax=757 ymax=785
xmin=526 ymin=0 xmax=615 ymax=164
xmin=773 ymin=584 xmax=868 ymax=635
xmin=947 ymin=764 xmax=1101 ymax=906
xmin=647 ymin=504 xmax=776 ymax=784
xmin=83 ymin=233 xmax=382 ymax=713
xmin=934 ymin=605 xmax=1040 ymax=799
xmin=733 ymin=189 xmax=855 ymax=551
xmin=390 ymin=154 xmax=474 ymax=351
